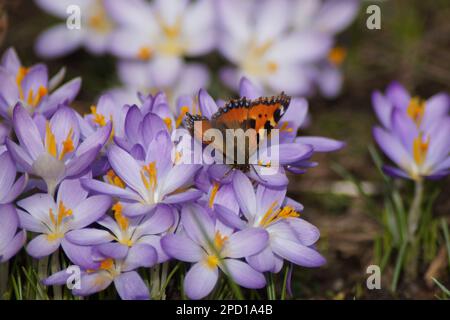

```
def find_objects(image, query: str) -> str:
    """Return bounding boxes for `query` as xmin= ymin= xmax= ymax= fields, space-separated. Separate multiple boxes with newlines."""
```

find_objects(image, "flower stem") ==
xmin=51 ymin=251 xmax=62 ymax=300
xmin=150 ymin=265 xmax=160 ymax=299
xmin=267 ymin=273 xmax=276 ymax=300
xmin=159 ymin=262 xmax=169 ymax=300
xmin=0 ymin=262 xmax=9 ymax=300
xmin=407 ymin=179 xmax=424 ymax=243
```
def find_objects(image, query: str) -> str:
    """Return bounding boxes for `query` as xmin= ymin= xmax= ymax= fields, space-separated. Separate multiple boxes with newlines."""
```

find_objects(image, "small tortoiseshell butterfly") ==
xmin=185 ymin=92 xmax=291 ymax=172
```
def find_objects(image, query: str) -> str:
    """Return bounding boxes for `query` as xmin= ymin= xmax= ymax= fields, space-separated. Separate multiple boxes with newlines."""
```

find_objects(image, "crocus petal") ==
xmin=122 ymin=244 xmax=157 ymax=271
xmin=422 ymin=93 xmax=449 ymax=130
xmin=114 ymin=271 xmax=150 ymax=300
xmin=184 ymin=261 xmax=218 ymax=300
xmin=57 ymin=177 xmax=88 ymax=209
xmin=13 ymin=104 xmax=44 ymax=160
xmin=81 ymin=178 xmax=141 ymax=202
xmin=222 ymin=259 xmax=266 ymax=289
xmin=295 ymin=137 xmax=345 ymax=152
xmin=246 ymin=245 xmax=276 ymax=273
xmin=61 ymin=238 xmax=100 ymax=270
xmin=386 ymin=81 xmax=410 ymax=110
xmin=44 ymin=78 xmax=82 ymax=115
xmin=35 ymin=24 xmax=85 ymax=58
xmin=159 ymin=164 xmax=201 ymax=198
xmin=26 ymin=234 xmax=61 ymax=258
xmin=0 ymin=230 xmax=26 ymax=263
xmin=373 ymin=127 xmax=413 ymax=172
xmin=239 ymin=77 xmax=263 ymax=99
xmin=181 ymin=203 xmax=215 ymax=246
xmin=271 ymin=237 xmax=326 ymax=268
xmin=382 ymin=165 xmax=411 ymax=180
xmin=95 ymin=242 xmax=129 ymax=260
xmin=17 ymin=193 xmax=55 ymax=224
xmin=163 ymin=189 xmax=203 ymax=205
xmin=65 ymin=145 xmax=102 ymax=178
xmin=42 ymin=269 xmax=70 ymax=286
xmin=122 ymin=202 xmax=156 ymax=217
xmin=5 ymin=139 xmax=33 ymax=171
xmin=0 ymin=204 xmax=18 ymax=250
xmin=214 ymin=204 xmax=246 ymax=230
xmin=70 ymin=195 xmax=112 ymax=229
xmin=223 ymin=228 xmax=268 ymax=258
xmin=72 ymin=272 xmax=112 ymax=297
xmin=372 ymin=91 xmax=393 ymax=128
xmin=137 ymin=205 xmax=174 ymax=235
xmin=66 ymin=228 xmax=114 ymax=245
xmin=161 ymin=234 xmax=204 ymax=263
xmin=232 ymin=171 xmax=256 ymax=220
xmin=287 ymin=218 xmax=320 ymax=246
xmin=76 ymin=122 xmax=112 ymax=156
xmin=0 ymin=173 xmax=28 ymax=204
xmin=198 ymin=89 xmax=219 ymax=118
xmin=17 ymin=209 xmax=46 ymax=233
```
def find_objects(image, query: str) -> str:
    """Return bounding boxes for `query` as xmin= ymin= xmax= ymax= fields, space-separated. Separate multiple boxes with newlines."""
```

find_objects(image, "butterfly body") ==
xmin=185 ymin=92 xmax=291 ymax=172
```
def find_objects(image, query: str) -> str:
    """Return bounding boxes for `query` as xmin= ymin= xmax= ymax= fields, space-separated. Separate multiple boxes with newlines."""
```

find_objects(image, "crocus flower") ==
xmin=66 ymin=204 xmax=175 ymax=263
xmin=107 ymin=0 xmax=215 ymax=89
xmin=161 ymin=203 xmax=268 ymax=300
xmin=43 ymin=242 xmax=156 ymax=300
xmin=6 ymin=103 xmax=111 ymax=194
xmin=217 ymin=0 xmax=331 ymax=95
xmin=82 ymin=133 xmax=202 ymax=217
xmin=16 ymin=177 xmax=111 ymax=258
xmin=35 ymin=0 xmax=115 ymax=57
xmin=215 ymin=171 xmax=326 ymax=273
xmin=0 ymin=204 xmax=26 ymax=263
xmin=372 ymin=82 xmax=450 ymax=179
xmin=0 ymin=47 xmax=81 ymax=118
xmin=0 ymin=151 xmax=28 ymax=204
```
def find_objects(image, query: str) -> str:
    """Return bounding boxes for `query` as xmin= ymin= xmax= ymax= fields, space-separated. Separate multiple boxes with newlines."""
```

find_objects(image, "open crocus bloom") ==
xmin=82 ymin=133 xmax=202 ymax=217
xmin=35 ymin=0 xmax=115 ymax=57
xmin=217 ymin=0 xmax=331 ymax=95
xmin=0 ymin=204 xmax=26 ymax=263
xmin=372 ymin=81 xmax=449 ymax=132
xmin=43 ymin=242 xmax=156 ymax=300
xmin=7 ymin=104 xmax=111 ymax=194
xmin=372 ymin=82 xmax=450 ymax=180
xmin=66 ymin=204 xmax=175 ymax=263
xmin=0 ymin=48 xmax=81 ymax=119
xmin=16 ymin=177 xmax=111 ymax=258
xmin=107 ymin=0 xmax=215 ymax=88
xmin=0 ymin=151 xmax=28 ymax=204
xmin=161 ymin=203 xmax=268 ymax=300
xmin=215 ymin=171 xmax=325 ymax=273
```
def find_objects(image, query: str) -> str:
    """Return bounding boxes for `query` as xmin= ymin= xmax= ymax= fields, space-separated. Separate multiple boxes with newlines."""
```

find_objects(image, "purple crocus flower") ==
xmin=6 ymin=103 xmax=111 ymax=194
xmin=107 ymin=0 xmax=215 ymax=89
xmin=35 ymin=0 xmax=115 ymax=58
xmin=161 ymin=203 xmax=268 ymax=300
xmin=372 ymin=82 xmax=450 ymax=180
xmin=215 ymin=171 xmax=326 ymax=273
xmin=66 ymin=204 xmax=175 ymax=263
xmin=82 ymin=133 xmax=202 ymax=217
xmin=0 ymin=151 xmax=28 ymax=204
xmin=0 ymin=47 xmax=81 ymax=119
xmin=16 ymin=177 xmax=111 ymax=259
xmin=43 ymin=242 xmax=156 ymax=300
xmin=216 ymin=0 xmax=331 ymax=96
xmin=0 ymin=204 xmax=26 ymax=263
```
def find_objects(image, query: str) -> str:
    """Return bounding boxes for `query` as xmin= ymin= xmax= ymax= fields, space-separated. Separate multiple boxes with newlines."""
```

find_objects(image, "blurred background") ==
xmin=1 ymin=0 xmax=449 ymax=299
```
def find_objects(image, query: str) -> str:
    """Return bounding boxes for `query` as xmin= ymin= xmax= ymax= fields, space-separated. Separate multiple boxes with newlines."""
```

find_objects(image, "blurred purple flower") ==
xmin=0 ymin=204 xmax=26 ymax=263
xmin=6 ymin=103 xmax=111 ymax=194
xmin=373 ymin=82 xmax=450 ymax=180
xmin=0 ymin=151 xmax=28 ymax=204
xmin=0 ymin=48 xmax=81 ymax=119
xmin=16 ymin=177 xmax=111 ymax=258
xmin=34 ymin=0 xmax=115 ymax=57
xmin=161 ymin=203 xmax=268 ymax=299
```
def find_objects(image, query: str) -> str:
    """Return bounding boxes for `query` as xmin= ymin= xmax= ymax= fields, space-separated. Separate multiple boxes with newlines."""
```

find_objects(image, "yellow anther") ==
xmin=266 ymin=61 xmax=278 ymax=73
xmin=209 ymin=182 xmax=220 ymax=208
xmin=205 ymin=255 xmax=219 ymax=269
xmin=413 ymin=133 xmax=429 ymax=165
xmin=26 ymin=86 xmax=47 ymax=107
xmin=176 ymin=106 xmax=190 ymax=128
xmin=137 ymin=46 xmax=152 ymax=61
xmin=407 ymin=97 xmax=426 ymax=126
xmin=213 ymin=231 xmax=228 ymax=251
xmin=59 ymin=128 xmax=74 ymax=160
xmin=142 ymin=162 xmax=157 ymax=190
xmin=112 ymin=202 xmax=129 ymax=231
xmin=328 ymin=46 xmax=347 ymax=66
xmin=279 ymin=122 xmax=293 ymax=133
xmin=16 ymin=66 xmax=29 ymax=86
xmin=99 ymin=258 xmax=114 ymax=271
xmin=90 ymin=105 xmax=107 ymax=127
xmin=163 ymin=117 xmax=173 ymax=131
xmin=56 ymin=201 xmax=72 ymax=225
xmin=45 ymin=122 xmax=57 ymax=157
xmin=258 ymin=160 xmax=272 ymax=168
xmin=106 ymin=170 xmax=125 ymax=188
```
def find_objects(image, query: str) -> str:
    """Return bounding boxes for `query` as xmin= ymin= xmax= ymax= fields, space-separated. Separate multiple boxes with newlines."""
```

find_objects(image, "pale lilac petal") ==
xmin=159 ymin=164 xmax=201 ymax=198
xmin=0 ymin=204 xmax=18 ymax=248
xmin=214 ymin=204 xmax=246 ymax=230
xmin=232 ymin=171 xmax=256 ymax=221
xmin=114 ymin=271 xmax=150 ymax=300
xmin=422 ymin=93 xmax=449 ymax=130
xmin=382 ymin=165 xmax=411 ymax=180
xmin=42 ymin=269 xmax=70 ymax=286
xmin=239 ymin=77 xmax=263 ymax=99
xmin=295 ymin=137 xmax=345 ymax=152
xmin=373 ymin=127 xmax=413 ymax=172
xmin=198 ymin=89 xmax=218 ymax=118
xmin=246 ymin=245 xmax=276 ymax=273
xmin=81 ymin=178 xmax=140 ymax=202
xmin=72 ymin=272 xmax=112 ymax=297
xmin=372 ymin=91 xmax=393 ymax=128
xmin=314 ymin=0 xmax=359 ymax=33
xmin=5 ymin=138 xmax=33 ymax=171
xmin=13 ymin=104 xmax=44 ymax=159
xmin=70 ymin=195 xmax=111 ymax=229
xmin=223 ymin=228 xmax=268 ymax=258
xmin=95 ymin=242 xmax=129 ymax=260
xmin=163 ymin=189 xmax=203 ymax=204
xmin=35 ymin=24 xmax=85 ymax=58
xmin=26 ymin=234 xmax=61 ymax=258
xmin=222 ymin=259 xmax=265 ymax=289
xmin=0 ymin=230 xmax=26 ymax=263
xmin=57 ymin=177 xmax=88 ymax=209
xmin=0 ymin=151 xmax=16 ymax=199
xmin=184 ymin=261 xmax=218 ymax=300
xmin=65 ymin=145 xmax=101 ymax=177
xmin=181 ymin=203 xmax=215 ymax=247
xmin=61 ymin=238 xmax=100 ymax=270
xmin=0 ymin=174 xmax=28 ymax=204
xmin=138 ymin=234 xmax=170 ymax=263
xmin=287 ymin=218 xmax=320 ymax=246
xmin=137 ymin=205 xmax=174 ymax=235
xmin=386 ymin=81 xmax=410 ymax=110
xmin=17 ymin=193 xmax=55 ymax=223
xmin=17 ymin=209 xmax=46 ymax=233
xmin=161 ymin=234 xmax=204 ymax=262
xmin=271 ymin=237 xmax=326 ymax=267
xmin=122 ymin=202 xmax=156 ymax=217
xmin=45 ymin=78 xmax=81 ymax=115
xmin=122 ymin=244 xmax=157 ymax=271
xmin=76 ymin=122 xmax=112 ymax=156
xmin=66 ymin=228 xmax=114 ymax=245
